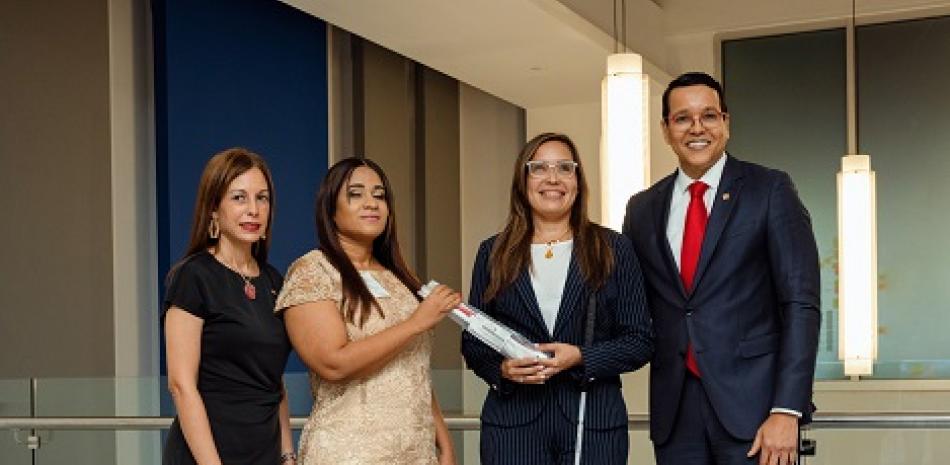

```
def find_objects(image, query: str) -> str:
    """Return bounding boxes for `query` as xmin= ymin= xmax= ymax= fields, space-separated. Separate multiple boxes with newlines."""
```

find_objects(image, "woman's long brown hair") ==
xmin=315 ymin=157 xmax=421 ymax=327
xmin=483 ymin=133 xmax=613 ymax=302
xmin=168 ymin=148 xmax=275 ymax=285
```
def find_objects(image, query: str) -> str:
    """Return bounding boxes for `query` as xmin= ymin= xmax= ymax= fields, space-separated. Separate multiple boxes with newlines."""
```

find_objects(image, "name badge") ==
xmin=360 ymin=271 xmax=390 ymax=298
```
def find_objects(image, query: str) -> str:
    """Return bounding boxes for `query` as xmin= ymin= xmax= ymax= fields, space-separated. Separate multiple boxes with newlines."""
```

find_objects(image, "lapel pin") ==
xmin=722 ymin=192 xmax=731 ymax=201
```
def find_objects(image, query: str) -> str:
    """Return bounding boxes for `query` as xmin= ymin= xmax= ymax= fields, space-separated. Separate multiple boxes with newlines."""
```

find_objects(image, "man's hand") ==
xmin=748 ymin=412 xmax=799 ymax=465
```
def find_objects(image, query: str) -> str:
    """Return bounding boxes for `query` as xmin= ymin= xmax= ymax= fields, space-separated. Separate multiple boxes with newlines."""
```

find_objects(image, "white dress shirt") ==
xmin=666 ymin=153 xmax=726 ymax=266
xmin=666 ymin=153 xmax=801 ymax=418
xmin=529 ymin=240 xmax=573 ymax=335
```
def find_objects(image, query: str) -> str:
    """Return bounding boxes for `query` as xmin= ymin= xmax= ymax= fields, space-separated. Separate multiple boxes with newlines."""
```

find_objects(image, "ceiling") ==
xmin=562 ymin=0 xmax=950 ymax=37
xmin=281 ymin=0 xmax=950 ymax=109
xmin=281 ymin=0 xmax=670 ymax=108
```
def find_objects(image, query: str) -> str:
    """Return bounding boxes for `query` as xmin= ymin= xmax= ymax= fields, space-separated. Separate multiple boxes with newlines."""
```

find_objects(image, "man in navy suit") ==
xmin=622 ymin=72 xmax=821 ymax=465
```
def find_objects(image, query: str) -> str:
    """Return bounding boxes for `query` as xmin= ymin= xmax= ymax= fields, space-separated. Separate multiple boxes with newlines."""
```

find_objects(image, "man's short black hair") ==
xmin=661 ymin=72 xmax=728 ymax=121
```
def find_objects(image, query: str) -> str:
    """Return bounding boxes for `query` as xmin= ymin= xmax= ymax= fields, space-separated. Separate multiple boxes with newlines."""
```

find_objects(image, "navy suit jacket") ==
xmin=461 ymin=228 xmax=653 ymax=430
xmin=622 ymin=155 xmax=821 ymax=444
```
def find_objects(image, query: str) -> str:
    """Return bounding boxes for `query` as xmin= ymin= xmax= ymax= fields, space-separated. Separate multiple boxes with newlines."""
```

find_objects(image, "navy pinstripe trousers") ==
xmin=480 ymin=406 xmax=628 ymax=465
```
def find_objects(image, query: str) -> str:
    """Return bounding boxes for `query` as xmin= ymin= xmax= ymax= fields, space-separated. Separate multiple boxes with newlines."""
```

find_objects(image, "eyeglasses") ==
xmin=525 ymin=160 xmax=578 ymax=178
xmin=667 ymin=110 xmax=727 ymax=132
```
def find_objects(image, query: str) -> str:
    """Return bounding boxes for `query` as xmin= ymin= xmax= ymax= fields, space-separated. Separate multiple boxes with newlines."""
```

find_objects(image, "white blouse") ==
xmin=529 ymin=240 xmax=573 ymax=335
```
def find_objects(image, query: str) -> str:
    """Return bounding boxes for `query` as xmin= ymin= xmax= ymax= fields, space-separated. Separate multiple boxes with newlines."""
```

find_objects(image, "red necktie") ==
xmin=681 ymin=181 xmax=709 ymax=377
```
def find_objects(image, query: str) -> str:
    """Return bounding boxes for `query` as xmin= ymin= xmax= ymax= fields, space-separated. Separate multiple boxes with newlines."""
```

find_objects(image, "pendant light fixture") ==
xmin=838 ymin=0 xmax=878 ymax=378
xmin=601 ymin=0 xmax=649 ymax=231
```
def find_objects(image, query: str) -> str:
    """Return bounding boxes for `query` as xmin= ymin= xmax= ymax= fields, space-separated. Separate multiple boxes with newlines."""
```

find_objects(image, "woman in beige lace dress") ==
xmin=275 ymin=157 xmax=459 ymax=465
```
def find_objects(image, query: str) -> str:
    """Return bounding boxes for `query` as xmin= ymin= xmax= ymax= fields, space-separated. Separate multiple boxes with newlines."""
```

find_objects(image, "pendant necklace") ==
xmin=542 ymin=229 xmax=572 ymax=259
xmin=215 ymin=252 xmax=257 ymax=300
xmin=239 ymin=271 xmax=257 ymax=300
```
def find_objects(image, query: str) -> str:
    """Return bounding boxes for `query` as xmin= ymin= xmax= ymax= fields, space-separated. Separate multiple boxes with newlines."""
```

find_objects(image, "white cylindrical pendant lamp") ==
xmin=601 ymin=53 xmax=649 ymax=231
xmin=837 ymin=154 xmax=878 ymax=376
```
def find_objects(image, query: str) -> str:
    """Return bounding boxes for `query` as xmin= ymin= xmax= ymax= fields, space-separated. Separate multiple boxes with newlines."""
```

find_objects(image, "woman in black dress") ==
xmin=163 ymin=148 xmax=295 ymax=465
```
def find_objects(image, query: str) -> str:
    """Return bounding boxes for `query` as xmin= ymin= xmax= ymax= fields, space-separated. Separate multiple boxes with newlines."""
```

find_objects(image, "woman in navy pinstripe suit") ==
xmin=461 ymin=133 xmax=653 ymax=464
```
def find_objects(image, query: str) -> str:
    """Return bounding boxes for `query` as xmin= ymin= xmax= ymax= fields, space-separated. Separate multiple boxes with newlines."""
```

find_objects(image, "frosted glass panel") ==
xmin=856 ymin=16 xmax=950 ymax=378
xmin=722 ymin=28 xmax=848 ymax=379
xmin=722 ymin=17 xmax=950 ymax=379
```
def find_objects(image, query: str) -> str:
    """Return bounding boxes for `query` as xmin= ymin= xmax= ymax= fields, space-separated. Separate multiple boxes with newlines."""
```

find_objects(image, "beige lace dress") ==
xmin=275 ymin=250 xmax=437 ymax=465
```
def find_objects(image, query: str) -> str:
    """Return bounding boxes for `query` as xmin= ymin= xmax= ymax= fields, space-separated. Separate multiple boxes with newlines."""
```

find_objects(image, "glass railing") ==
xmin=3 ymin=375 xmax=950 ymax=464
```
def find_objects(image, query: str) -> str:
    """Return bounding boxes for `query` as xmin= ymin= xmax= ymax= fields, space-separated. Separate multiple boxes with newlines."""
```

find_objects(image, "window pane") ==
xmin=722 ymin=28 xmax=847 ymax=379
xmin=857 ymin=16 xmax=950 ymax=378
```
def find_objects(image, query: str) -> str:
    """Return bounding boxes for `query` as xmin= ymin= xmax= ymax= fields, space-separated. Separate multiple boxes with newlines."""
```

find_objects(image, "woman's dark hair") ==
xmin=168 ymin=147 xmax=275 ymax=285
xmin=484 ymin=132 xmax=613 ymax=302
xmin=315 ymin=157 xmax=421 ymax=327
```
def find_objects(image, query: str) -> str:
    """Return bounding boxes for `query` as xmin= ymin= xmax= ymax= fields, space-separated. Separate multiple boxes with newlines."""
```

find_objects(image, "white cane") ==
xmin=573 ymin=391 xmax=587 ymax=465
xmin=574 ymin=293 xmax=597 ymax=465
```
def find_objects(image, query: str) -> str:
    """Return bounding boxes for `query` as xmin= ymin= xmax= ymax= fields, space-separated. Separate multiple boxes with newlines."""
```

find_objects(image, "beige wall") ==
xmin=666 ymin=31 xmax=720 ymax=78
xmin=806 ymin=381 xmax=950 ymax=465
xmin=526 ymin=101 xmax=604 ymax=223
xmin=0 ymin=0 xmax=158 ymax=462
xmin=0 ymin=0 xmax=115 ymax=378
xmin=458 ymin=84 xmax=526 ymax=299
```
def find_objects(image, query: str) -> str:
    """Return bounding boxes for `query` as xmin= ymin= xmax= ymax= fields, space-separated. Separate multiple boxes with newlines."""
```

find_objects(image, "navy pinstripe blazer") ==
xmin=461 ymin=227 xmax=653 ymax=429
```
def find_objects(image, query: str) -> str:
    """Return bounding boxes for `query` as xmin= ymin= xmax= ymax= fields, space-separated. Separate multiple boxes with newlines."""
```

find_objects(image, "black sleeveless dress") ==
xmin=162 ymin=252 xmax=291 ymax=465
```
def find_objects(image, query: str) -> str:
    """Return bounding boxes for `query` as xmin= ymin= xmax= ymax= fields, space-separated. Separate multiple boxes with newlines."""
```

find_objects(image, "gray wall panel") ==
xmin=360 ymin=40 xmax=418 ymax=269
xmin=419 ymin=68 xmax=463 ymax=370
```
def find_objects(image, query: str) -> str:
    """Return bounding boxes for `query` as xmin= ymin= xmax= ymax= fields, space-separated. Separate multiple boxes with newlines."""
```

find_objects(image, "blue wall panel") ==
xmin=154 ymin=0 xmax=327 ymax=381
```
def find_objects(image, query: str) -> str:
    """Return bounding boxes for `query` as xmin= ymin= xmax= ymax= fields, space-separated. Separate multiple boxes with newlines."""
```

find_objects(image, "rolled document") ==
xmin=418 ymin=280 xmax=550 ymax=359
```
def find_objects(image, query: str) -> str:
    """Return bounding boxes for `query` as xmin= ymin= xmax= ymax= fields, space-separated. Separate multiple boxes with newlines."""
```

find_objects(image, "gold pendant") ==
xmin=544 ymin=247 xmax=554 ymax=259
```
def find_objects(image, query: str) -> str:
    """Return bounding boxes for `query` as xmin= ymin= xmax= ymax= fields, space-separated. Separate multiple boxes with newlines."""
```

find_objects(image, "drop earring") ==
xmin=208 ymin=216 xmax=220 ymax=239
